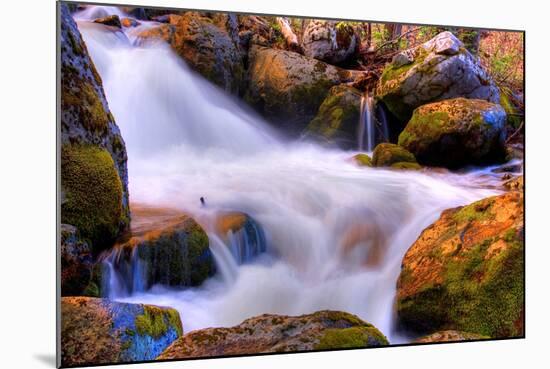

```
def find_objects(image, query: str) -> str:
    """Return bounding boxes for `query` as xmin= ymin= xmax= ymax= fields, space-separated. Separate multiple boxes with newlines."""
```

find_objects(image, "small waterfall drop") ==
xmin=358 ymin=91 xmax=390 ymax=151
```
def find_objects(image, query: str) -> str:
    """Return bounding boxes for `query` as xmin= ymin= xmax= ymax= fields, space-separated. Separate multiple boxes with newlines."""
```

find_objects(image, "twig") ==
xmin=374 ymin=27 xmax=422 ymax=52
xmin=506 ymin=120 xmax=524 ymax=144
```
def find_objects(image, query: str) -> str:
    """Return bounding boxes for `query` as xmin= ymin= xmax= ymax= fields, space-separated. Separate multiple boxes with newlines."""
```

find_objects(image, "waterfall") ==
xmin=75 ymin=6 xmax=501 ymax=341
xmin=358 ymin=91 xmax=390 ymax=151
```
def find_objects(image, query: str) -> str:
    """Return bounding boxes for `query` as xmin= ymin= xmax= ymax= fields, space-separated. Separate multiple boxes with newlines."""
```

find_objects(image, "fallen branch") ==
xmin=374 ymin=27 xmax=422 ymax=52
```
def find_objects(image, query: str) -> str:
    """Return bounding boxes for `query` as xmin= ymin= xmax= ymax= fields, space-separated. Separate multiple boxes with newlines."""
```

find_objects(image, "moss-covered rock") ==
xmin=61 ymin=144 xmax=124 ymax=251
xmin=158 ymin=310 xmax=387 ymax=359
xmin=137 ymin=12 xmax=244 ymax=94
xmin=244 ymin=46 xmax=360 ymax=134
xmin=376 ymin=31 xmax=500 ymax=122
xmin=414 ymin=330 xmax=489 ymax=343
xmin=61 ymin=297 xmax=182 ymax=366
xmin=372 ymin=143 xmax=417 ymax=167
xmin=60 ymin=4 xmax=129 ymax=246
xmin=398 ymin=98 xmax=506 ymax=168
xmin=101 ymin=205 xmax=214 ymax=295
xmin=352 ymin=153 xmax=373 ymax=167
xmin=304 ymin=84 xmax=363 ymax=148
xmin=60 ymin=224 xmax=93 ymax=296
xmin=301 ymin=20 xmax=359 ymax=65
xmin=396 ymin=192 xmax=524 ymax=338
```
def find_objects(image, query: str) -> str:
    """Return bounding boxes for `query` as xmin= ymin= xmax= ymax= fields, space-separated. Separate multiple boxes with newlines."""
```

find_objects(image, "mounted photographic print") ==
xmin=57 ymin=1 xmax=525 ymax=367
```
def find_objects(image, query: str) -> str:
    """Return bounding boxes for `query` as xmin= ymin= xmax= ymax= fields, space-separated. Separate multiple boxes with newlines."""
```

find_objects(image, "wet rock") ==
xmin=376 ymin=31 xmax=500 ymax=122
xmin=396 ymin=192 xmax=524 ymax=338
xmin=245 ymin=46 xmax=359 ymax=134
xmin=372 ymin=143 xmax=418 ymax=169
xmin=101 ymin=205 xmax=214 ymax=295
xmin=504 ymin=175 xmax=524 ymax=191
xmin=214 ymin=211 xmax=266 ymax=264
xmin=414 ymin=330 xmax=489 ymax=343
xmin=398 ymin=98 xmax=506 ymax=168
xmin=304 ymin=84 xmax=363 ymax=149
xmin=61 ymin=297 xmax=182 ymax=366
xmin=120 ymin=17 xmax=140 ymax=28
xmin=61 ymin=224 xmax=93 ymax=296
xmin=60 ymin=4 xmax=129 ymax=251
xmin=158 ymin=310 xmax=388 ymax=359
xmin=352 ymin=153 xmax=373 ymax=167
xmin=93 ymin=15 xmax=122 ymax=28
xmin=301 ymin=20 xmax=359 ymax=64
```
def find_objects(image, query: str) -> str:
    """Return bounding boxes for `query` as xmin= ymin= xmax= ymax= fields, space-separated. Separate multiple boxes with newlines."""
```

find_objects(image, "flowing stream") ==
xmin=75 ymin=8 xmax=505 ymax=343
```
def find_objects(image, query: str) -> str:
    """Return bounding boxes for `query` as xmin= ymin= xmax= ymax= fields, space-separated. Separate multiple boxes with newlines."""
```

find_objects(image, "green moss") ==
xmin=372 ymin=143 xmax=417 ymax=167
xmin=452 ymin=199 xmax=493 ymax=223
xmin=399 ymin=110 xmax=451 ymax=150
xmin=500 ymin=88 xmax=523 ymax=129
xmin=135 ymin=306 xmax=180 ymax=339
xmin=319 ymin=311 xmax=368 ymax=327
xmin=353 ymin=153 xmax=373 ymax=167
xmin=61 ymin=144 xmax=123 ymax=251
xmin=391 ymin=161 xmax=422 ymax=170
xmin=186 ymin=222 xmax=212 ymax=285
xmin=315 ymin=327 xmax=388 ymax=350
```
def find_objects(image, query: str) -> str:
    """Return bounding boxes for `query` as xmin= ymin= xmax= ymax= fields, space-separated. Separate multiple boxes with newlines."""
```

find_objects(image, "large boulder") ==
xmin=414 ymin=330 xmax=489 ymax=343
xmin=244 ymin=46 xmax=359 ymax=134
xmin=61 ymin=297 xmax=183 ymax=366
xmin=304 ymin=84 xmax=363 ymax=149
xmin=301 ymin=20 xmax=359 ymax=65
xmin=60 ymin=4 xmax=129 ymax=251
xmin=137 ymin=12 xmax=243 ymax=94
xmin=376 ymin=31 xmax=500 ymax=122
xmin=372 ymin=143 xmax=420 ymax=169
xmin=100 ymin=205 xmax=214 ymax=296
xmin=398 ymin=98 xmax=506 ymax=168
xmin=61 ymin=224 xmax=93 ymax=296
xmin=158 ymin=310 xmax=388 ymax=359
xmin=396 ymin=191 xmax=524 ymax=338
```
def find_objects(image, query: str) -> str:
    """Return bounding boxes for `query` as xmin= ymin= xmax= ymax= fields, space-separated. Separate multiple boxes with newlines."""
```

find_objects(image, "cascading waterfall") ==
xmin=75 ymin=7 xmax=503 ymax=342
xmin=358 ymin=90 xmax=390 ymax=151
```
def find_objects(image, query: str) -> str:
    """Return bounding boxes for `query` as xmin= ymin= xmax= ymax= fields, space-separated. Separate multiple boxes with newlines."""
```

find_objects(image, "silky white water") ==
xmin=76 ymin=8 xmax=502 ymax=343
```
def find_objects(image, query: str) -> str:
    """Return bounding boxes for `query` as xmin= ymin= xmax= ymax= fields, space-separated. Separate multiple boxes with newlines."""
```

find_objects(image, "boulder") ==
xmin=398 ymin=98 xmax=506 ymax=168
xmin=372 ymin=143 xmax=418 ymax=169
xmin=504 ymin=175 xmax=524 ymax=192
xmin=214 ymin=211 xmax=266 ymax=264
xmin=376 ymin=31 xmax=500 ymax=122
xmin=61 ymin=297 xmax=182 ymax=366
xmin=352 ymin=153 xmax=373 ymax=167
xmin=237 ymin=15 xmax=277 ymax=50
xmin=60 ymin=4 xmax=129 ymax=250
xmin=396 ymin=192 xmax=524 ymax=338
xmin=100 ymin=205 xmax=214 ymax=295
xmin=302 ymin=20 xmax=359 ymax=65
xmin=158 ymin=310 xmax=388 ymax=359
xmin=304 ymin=84 xmax=363 ymax=148
xmin=414 ymin=330 xmax=489 ymax=343
xmin=93 ymin=15 xmax=121 ymax=28
xmin=137 ymin=12 xmax=244 ymax=94
xmin=61 ymin=224 xmax=93 ymax=296
xmin=244 ymin=46 xmax=359 ymax=134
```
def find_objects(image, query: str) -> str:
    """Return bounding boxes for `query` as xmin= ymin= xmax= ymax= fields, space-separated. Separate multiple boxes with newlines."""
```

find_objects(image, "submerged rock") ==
xmin=376 ymin=31 xmax=500 ymax=122
xmin=61 ymin=297 xmax=182 ymax=366
xmin=137 ymin=12 xmax=243 ymax=94
xmin=158 ymin=310 xmax=388 ymax=359
xmin=245 ymin=46 xmax=359 ymax=134
xmin=61 ymin=224 xmax=93 ymax=296
xmin=396 ymin=191 xmax=524 ymax=338
xmin=398 ymin=98 xmax=506 ymax=168
xmin=304 ymin=84 xmax=363 ymax=149
xmin=214 ymin=211 xmax=266 ymax=264
xmin=301 ymin=20 xmax=359 ymax=65
xmin=101 ymin=205 xmax=214 ymax=295
xmin=352 ymin=153 xmax=373 ymax=167
xmin=372 ymin=143 xmax=419 ymax=169
xmin=60 ymin=4 xmax=129 ymax=251
xmin=414 ymin=330 xmax=489 ymax=343
xmin=93 ymin=15 xmax=122 ymax=28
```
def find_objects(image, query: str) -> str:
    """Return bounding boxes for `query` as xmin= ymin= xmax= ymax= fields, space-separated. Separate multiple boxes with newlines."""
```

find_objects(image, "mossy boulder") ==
xmin=414 ymin=330 xmax=489 ymax=343
xmin=398 ymin=98 xmax=506 ymax=168
xmin=60 ymin=4 xmax=129 ymax=246
xmin=352 ymin=153 xmax=373 ymax=167
xmin=137 ymin=12 xmax=243 ymax=94
xmin=214 ymin=211 xmax=267 ymax=264
xmin=372 ymin=143 xmax=418 ymax=167
xmin=301 ymin=20 xmax=359 ymax=65
xmin=396 ymin=191 xmax=524 ymax=338
xmin=244 ymin=46 xmax=360 ymax=134
xmin=61 ymin=297 xmax=182 ymax=366
xmin=158 ymin=310 xmax=387 ymax=359
xmin=100 ymin=205 xmax=214 ymax=296
xmin=60 ymin=224 xmax=93 ymax=296
xmin=304 ymin=84 xmax=363 ymax=148
xmin=376 ymin=31 xmax=500 ymax=122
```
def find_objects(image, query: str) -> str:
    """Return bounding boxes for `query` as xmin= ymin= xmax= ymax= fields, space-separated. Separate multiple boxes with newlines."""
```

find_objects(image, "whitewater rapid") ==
xmin=75 ymin=8 xmax=502 ymax=343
